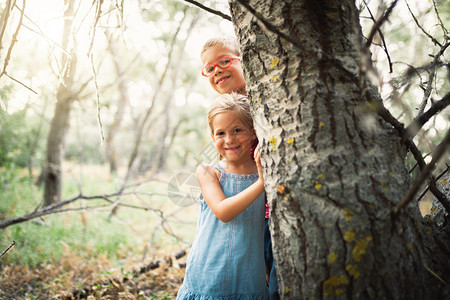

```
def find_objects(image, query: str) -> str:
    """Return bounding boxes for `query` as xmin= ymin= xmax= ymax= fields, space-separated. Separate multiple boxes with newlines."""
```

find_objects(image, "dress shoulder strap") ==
xmin=213 ymin=162 xmax=226 ymax=174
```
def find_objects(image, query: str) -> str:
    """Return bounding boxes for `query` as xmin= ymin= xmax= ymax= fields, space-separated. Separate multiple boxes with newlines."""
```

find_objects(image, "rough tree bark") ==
xmin=229 ymin=0 xmax=448 ymax=299
xmin=42 ymin=0 xmax=77 ymax=206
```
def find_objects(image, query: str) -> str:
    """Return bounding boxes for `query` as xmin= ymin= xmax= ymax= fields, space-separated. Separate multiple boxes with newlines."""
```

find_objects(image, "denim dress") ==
xmin=177 ymin=163 xmax=268 ymax=300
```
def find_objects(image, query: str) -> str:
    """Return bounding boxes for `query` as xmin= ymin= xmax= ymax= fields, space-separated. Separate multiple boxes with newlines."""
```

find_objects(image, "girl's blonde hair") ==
xmin=201 ymin=36 xmax=240 ymax=57
xmin=208 ymin=93 xmax=254 ymax=160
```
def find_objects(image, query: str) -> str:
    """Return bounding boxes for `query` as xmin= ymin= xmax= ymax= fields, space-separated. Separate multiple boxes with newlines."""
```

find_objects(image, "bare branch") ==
xmin=364 ymin=0 xmax=399 ymax=49
xmin=2 ymin=162 xmax=170 ymax=229
xmin=3 ymin=72 xmax=38 ymax=94
xmin=87 ymin=0 xmax=104 ymax=57
xmin=391 ymin=60 xmax=447 ymax=92
xmin=0 ymin=184 xmax=166 ymax=230
xmin=363 ymin=0 xmax=393 ymax=73
xmin=406 ymin=0 xmax=442 ymax=47
xmin=0 ymin=0 xmax=14 ymax=50
xmin=428 ymin=174 xmax=450 ymax=213
xmin=371 ymin=98 xmax=427 ymax=172
xmin=18 ymin=9 xmax=72 ymax=58
xmin=0 ymin=241 xmax=15 ymax=258
xmin=90 ymin=53 xmax=106 ymax=143
xmin=418 ymin=41 xmax=449 ymax=114
xmin=432 ymin=0 xmax=448 ymax=37
xmin=416 ymin=166 xmax=449 ymax=202
xmin=182 ymin=0 xmax=231 ymax=21
xmin=403 ymin=92 xmax=450 ymax=140
xmin=394 ymin=129 xmax=450 ymax=215
xmin=1 ymin=0 xmax=25 ymax=78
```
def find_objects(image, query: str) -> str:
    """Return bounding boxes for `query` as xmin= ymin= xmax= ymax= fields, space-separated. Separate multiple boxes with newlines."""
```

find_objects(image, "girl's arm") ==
xmin=196 ymin=149 xmax=264 ymax=223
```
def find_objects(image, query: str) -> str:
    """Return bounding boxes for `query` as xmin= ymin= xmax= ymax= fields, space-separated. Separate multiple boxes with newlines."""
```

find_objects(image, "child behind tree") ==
xmin=176 ymin=93 xmax=268 ymax=299
xmin=199 ymin=37 xmax=279 ymax=300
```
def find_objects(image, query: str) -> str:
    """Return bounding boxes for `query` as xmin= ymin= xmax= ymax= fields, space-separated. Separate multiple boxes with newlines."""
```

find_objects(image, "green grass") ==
xmin=0 ymin=164 xmax=198 ymax=269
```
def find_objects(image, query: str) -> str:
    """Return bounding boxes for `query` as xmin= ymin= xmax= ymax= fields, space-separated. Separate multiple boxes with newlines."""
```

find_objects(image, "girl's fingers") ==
xmin=254 ymin=150 xmax=260 ymax=163
xmin=253 ymin=146 xmax=260 ymax=159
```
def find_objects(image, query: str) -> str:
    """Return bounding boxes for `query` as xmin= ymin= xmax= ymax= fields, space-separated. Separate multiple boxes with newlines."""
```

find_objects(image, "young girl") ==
xmin=177 ymin=93 xmax=268 ymax=299
xmin=201 ymin=38 xmax=278 ymax=300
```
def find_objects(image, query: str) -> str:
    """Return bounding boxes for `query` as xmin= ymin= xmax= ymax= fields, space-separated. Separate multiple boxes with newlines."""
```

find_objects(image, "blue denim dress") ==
xmin=177 ymin=163 xmax=268 ymax=300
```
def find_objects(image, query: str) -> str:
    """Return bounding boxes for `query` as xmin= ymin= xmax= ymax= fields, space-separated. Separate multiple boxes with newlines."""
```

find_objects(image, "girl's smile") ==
xmin=201 ymin=45 xmax=246 ymax=94
xmin=211 ymin=111 xmax=256 ymax=164
xmin=215 ymin=75 xmax=230 ymax=85
xmin=225 ymin=145 xmax=240 ymax=151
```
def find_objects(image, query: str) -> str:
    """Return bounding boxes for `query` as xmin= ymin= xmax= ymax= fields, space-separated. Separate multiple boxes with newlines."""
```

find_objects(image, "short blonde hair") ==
xmin=208 ymin=93 xmax=254 ymax=161
xmin=208 ymin=92 xmax=253 ymax=135
xmin=201 ymin=36 xmax=240 ymax=57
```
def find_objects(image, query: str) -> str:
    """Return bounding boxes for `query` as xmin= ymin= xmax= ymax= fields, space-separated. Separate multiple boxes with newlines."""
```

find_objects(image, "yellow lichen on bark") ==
xmin=323 ymin=275 xmax=349 ymax=296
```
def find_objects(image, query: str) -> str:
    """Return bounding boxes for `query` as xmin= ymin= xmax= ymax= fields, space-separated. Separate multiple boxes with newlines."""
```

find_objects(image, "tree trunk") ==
xmin=124 ymin=7 xmax=187 ymax=181
xmin=229 ymin=0 xmax=448 ymax=298
xmin=42 ymin=0 xmax=77 ymax=206
xmin=105 ymin=31 xmax=129 ymax=174
xmin=152 ymin=10 xmax=200 ymax=173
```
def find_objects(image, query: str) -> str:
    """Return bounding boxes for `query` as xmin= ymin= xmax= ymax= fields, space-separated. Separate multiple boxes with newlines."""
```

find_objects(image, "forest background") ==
xmin=0 ymin=0 xmax=448 ymax=299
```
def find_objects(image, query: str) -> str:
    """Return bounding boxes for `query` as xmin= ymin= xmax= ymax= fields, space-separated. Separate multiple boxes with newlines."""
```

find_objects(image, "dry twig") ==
xmin=362 ymin=0 xmax=393 ymax=72
xmin=183 ymin=0 xmax=231 ymax=21
xmin=0 ymin=180 xmax=167 ymax=230
xmin=0 ymin=241 xmax=15 ymax=258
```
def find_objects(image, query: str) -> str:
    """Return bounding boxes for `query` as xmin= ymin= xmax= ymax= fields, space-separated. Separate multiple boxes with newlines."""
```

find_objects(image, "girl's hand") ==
xmin=254 ymin=146 xmax=264 ymax=185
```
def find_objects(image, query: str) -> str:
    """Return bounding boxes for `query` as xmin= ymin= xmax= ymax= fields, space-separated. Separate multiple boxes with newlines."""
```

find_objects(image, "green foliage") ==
xmin=0 ymin=88 xmax=46 ymax=169
xmin=2 ymin=215 xmax=130 ymax=266
xmin=0 ymin=165 xmax=197 ymax=269
xmin=0 ymin=167 xmax=37 ymax=217
xmin=1 ymin=111 xmax=26 ymax=168
xmin=1 ymin=188 xmax=130 ymax=268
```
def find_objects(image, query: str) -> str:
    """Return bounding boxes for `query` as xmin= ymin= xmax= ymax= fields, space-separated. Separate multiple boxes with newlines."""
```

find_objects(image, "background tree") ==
xmin=40 ymin=0 xmax=78 ymax=206
xmin=104 ymin=29 xmax=131 ymax=174
xmin=229 ymin=0 xmax=448 ymax=298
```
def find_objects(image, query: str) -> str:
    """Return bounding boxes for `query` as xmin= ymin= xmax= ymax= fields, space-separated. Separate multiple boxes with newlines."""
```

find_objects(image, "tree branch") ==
xmin=87 ymin=0 xmax=104 ymax=57
xmin=3 ymin=72 xmax=38 ymax=94
xmin=403 ymin=92 xmax=450 ymax=141
xmin=363 ymin=1 xmax=393 ymax=73
xmin=375 ymin=101 xmax=449 ymax=209
xmin=90 ymin=53 xmax=106 ymax=143
xmin=418 ymin=41 xmax=449 ymax=115
xmin=0 ymin=0 xmax=14 ymax=50
xmin=416 ymin=166 xmax=449 ymax=202
xmin=372 ymin=99 xmax=427 ymax=172
xmin=364 ymin=0 xmax=399 ymax=49
xmin=0 ymin=241 xmax=15 ymax=258
xmin=182 ymin=0 xmax=231 ymax=21
xmin=1 ymin=0 xmax=24 ymax=76
xmin=432 ymin=0 xmax=448 ymax=37
xmin=394 ymin=129 xmax=450 ymax=215
xmin=0 ymin=184 xmax=167 ymax=230
xmin=405 ymin=0 xmax=442 ymax=47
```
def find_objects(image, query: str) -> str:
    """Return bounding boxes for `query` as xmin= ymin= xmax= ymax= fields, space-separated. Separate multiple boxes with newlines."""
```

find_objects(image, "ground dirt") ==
xmin=0 ymin=249 xmax=188 ymax=299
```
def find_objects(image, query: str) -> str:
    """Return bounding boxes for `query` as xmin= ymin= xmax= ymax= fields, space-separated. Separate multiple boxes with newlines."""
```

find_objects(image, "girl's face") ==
xmin=201 ymin=45 xmax=246 ymax=95
xmin=211 ymin=111 xmax=255 ymax=163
